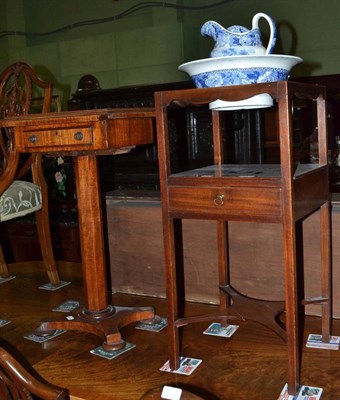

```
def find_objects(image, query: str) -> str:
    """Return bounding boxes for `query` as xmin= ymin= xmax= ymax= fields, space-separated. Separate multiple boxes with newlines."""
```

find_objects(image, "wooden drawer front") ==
xmin=168 ymin=186 xmax=282 ymax=220
xmin=20 ymin=127 xmax=93 ymax=148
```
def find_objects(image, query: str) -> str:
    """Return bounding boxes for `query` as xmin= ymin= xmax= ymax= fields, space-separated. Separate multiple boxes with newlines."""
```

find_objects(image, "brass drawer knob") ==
xmin=28 ymin=135 xmax=37 ymax=143
xmin=214 ymin=194 xmax=224 ymax=206
xmin=74 ymin=131 xmax=84 ymax=141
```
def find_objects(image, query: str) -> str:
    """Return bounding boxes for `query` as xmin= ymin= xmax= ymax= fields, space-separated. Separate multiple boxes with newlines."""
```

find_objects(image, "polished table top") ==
xmin=2 ymin=108 xmax=155 ymax=154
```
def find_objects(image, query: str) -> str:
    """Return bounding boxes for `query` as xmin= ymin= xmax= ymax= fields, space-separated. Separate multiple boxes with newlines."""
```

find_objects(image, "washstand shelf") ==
xmin=154 ymin=81 xmax=332 ymax=396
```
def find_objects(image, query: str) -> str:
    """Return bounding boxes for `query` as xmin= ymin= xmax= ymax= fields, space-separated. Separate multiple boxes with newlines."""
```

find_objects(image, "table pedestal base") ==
xmin=35 ymin=305 xmax=155 ymax=350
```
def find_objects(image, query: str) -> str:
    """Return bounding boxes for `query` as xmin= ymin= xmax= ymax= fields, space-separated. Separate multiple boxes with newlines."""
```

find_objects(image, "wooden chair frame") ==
xmin=0 ymin=62 xmax=61 ymax=285
xmin=0 ymin=344 xmax=69 ymax=399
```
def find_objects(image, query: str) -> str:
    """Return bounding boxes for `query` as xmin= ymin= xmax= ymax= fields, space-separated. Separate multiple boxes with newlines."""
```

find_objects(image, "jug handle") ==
xmin=252 ymin=13 xmax=277 ymax=54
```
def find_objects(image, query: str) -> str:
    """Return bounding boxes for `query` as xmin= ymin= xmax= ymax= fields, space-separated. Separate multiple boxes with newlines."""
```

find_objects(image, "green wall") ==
xmin=1 ymin=0 xmax=339 ymax=109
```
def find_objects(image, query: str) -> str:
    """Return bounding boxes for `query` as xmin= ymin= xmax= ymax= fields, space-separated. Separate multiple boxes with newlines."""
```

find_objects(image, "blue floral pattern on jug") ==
xmin=201 ymin=13 xmax=276 ymax=57
xmin=192 ymin=67 xmax=288 ymax=88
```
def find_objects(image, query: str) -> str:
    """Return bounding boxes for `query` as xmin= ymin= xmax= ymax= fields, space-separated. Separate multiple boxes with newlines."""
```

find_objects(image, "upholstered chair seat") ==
xmin=0 ymin=180 xmax=42 ymax=222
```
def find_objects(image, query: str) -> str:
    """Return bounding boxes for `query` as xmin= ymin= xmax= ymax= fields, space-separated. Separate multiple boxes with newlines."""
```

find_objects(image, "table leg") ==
xmin=165 ymin=217 xmax=180 ymax=371
xmin=283 ymin=217 xmax=299 ymax=395
xmin=36 ymin=155 xmax=155 ymax=349
xmin=217 ymin=221 xmax=229 ymax=312
xmin=320 ymin=201 xmax=332 ymax=340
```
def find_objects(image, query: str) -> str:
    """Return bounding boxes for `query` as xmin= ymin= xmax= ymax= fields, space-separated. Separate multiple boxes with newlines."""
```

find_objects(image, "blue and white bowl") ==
xmin=178 ymin=54 xmax=302 ymax=88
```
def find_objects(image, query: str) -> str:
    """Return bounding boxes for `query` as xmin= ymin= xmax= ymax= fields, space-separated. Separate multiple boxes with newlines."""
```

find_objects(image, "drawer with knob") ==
xmin=168 ymin=185 xmax=282 ymax=221
xmin=2 ymin=109 xmax=155 ymax=154
xmin=21 ymin=126 xmax=93 ymax=148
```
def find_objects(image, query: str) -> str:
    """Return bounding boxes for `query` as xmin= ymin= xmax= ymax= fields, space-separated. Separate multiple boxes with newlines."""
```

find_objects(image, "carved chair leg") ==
xmin=35 ymin=207 xmax=61 ymax=286
xmin=0 ymin=245 xmax=11 ymax=278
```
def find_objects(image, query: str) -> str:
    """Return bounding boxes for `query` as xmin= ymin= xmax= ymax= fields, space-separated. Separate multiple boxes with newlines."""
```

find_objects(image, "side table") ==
xmin=1 ymin=108 xmax=156 ymax=350
xmin=154 ymin=81 xmax=332 ymax=396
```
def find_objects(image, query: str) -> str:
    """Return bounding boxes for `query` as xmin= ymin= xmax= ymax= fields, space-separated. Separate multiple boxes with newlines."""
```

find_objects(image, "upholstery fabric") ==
xmin=0 ymin=180 xmax=42 ymax=222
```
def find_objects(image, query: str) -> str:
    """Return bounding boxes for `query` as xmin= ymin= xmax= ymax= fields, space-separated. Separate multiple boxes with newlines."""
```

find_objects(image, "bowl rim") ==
xmin=178 ymin=54 xmax=303 ymax=74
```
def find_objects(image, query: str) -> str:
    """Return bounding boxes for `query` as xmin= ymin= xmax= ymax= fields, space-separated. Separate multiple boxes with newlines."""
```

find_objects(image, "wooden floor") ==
xmin=0 ymin=262 xmax=340 ymax=400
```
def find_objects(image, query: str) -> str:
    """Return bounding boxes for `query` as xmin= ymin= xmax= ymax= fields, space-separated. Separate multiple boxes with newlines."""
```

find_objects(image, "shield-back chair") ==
xmin=0 ymin=62 xmax=62 ymax=287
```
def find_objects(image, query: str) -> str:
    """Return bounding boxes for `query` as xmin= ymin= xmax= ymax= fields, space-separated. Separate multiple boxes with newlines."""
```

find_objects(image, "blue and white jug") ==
xmin=201 ymin=12 xmax=276 ymax=57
